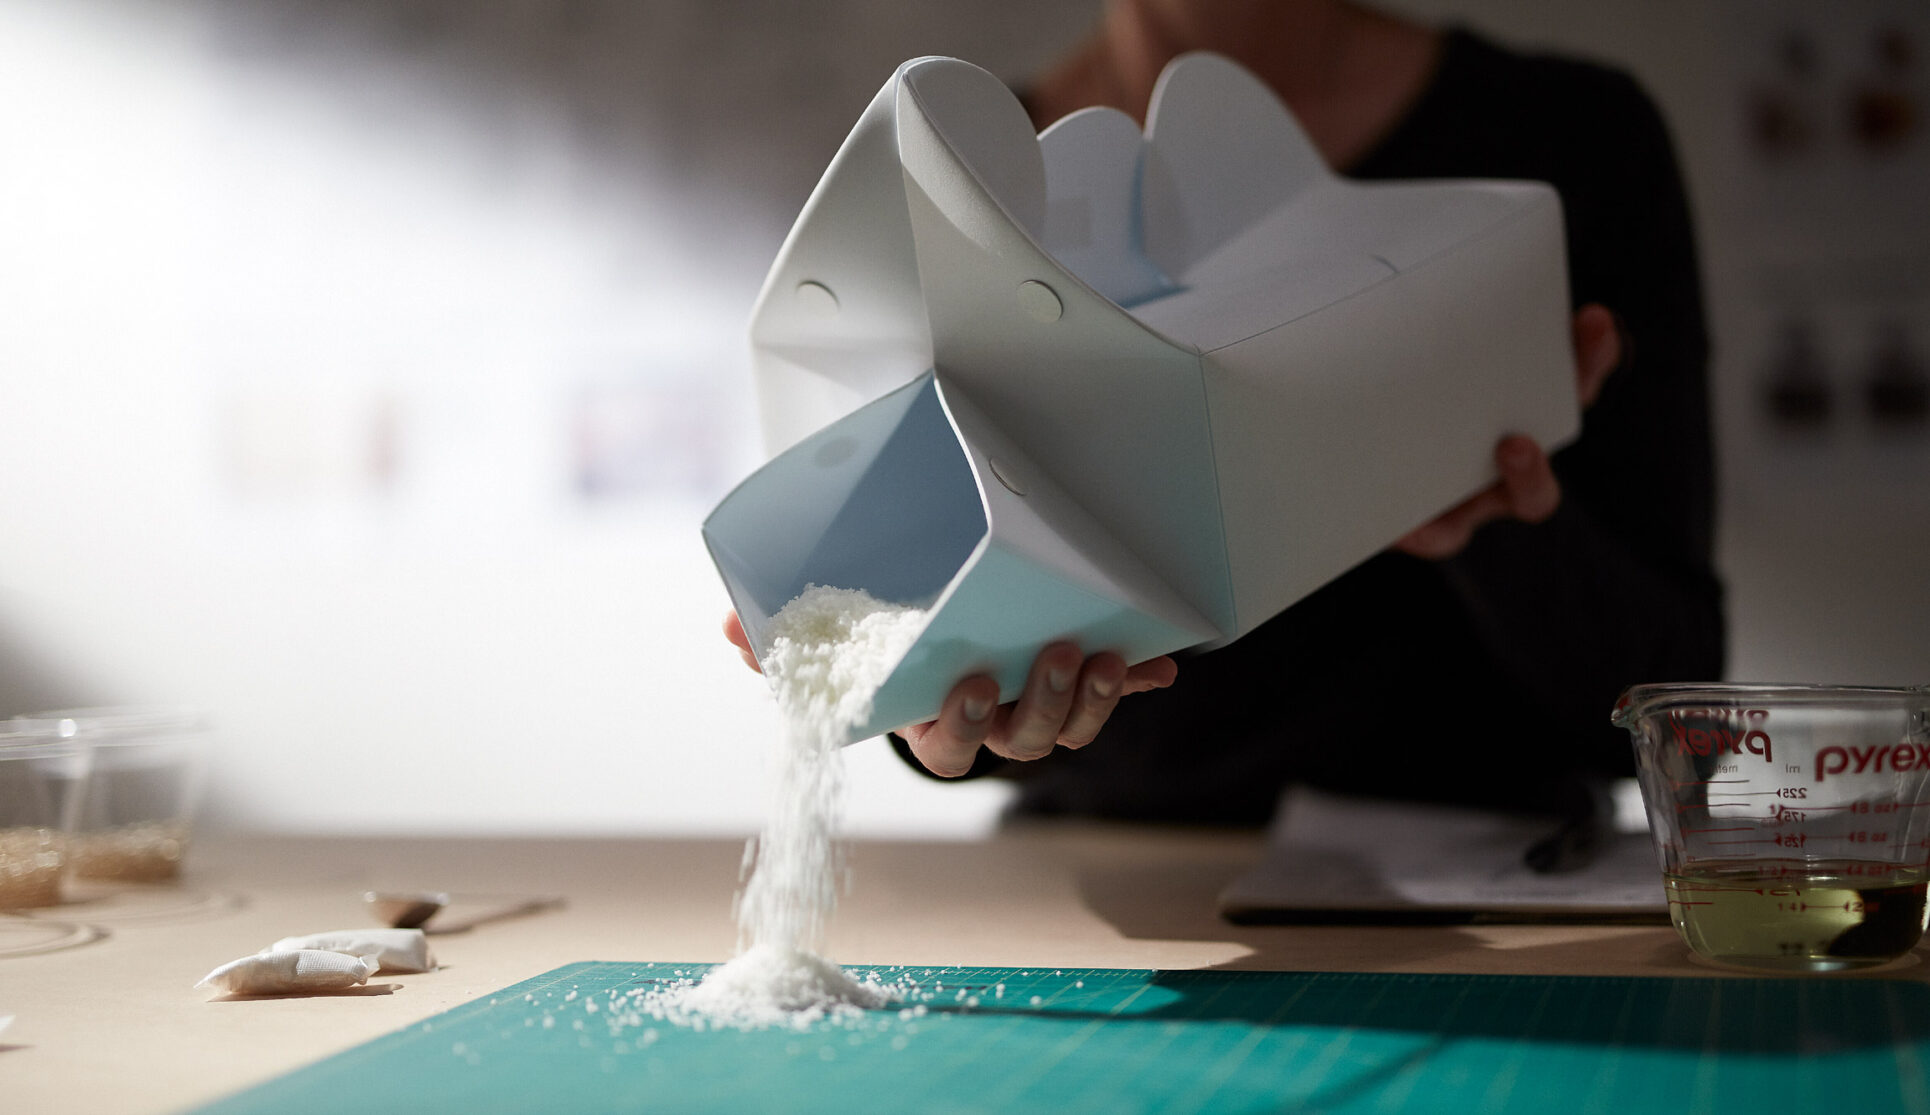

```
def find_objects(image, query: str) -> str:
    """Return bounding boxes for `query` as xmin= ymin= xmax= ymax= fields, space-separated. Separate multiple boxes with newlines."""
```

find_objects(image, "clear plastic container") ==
xmin=1614 ymin=683 xmax=1930 ymax=972
xmin=13 ymin=708 xmax=211 ymax=884
xmin=0 ymin=726 xmax=92 ymax=909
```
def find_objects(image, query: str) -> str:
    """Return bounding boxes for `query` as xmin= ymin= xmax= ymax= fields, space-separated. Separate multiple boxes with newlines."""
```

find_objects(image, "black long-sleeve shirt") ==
xmin=895 ymin=28 xmax=1725 ymax=824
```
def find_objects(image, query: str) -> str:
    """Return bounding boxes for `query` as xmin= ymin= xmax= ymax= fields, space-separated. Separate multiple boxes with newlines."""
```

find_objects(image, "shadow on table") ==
xmin=911 ymin=964 xmax=1930 ymax=1055
xmin=207 ymin=983 xmax=400 ymax=1003
xmin=1061 ymin=836 xmax=1930 ymax=1056
xmin=1071 ymin=836 xmax=1498 ymax=971
xmin=44 ymin=883 xmax=247 ymax=928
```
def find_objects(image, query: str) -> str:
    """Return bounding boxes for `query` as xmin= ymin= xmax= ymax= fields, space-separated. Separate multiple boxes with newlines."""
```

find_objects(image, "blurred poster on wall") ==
xmin=1720 ymin=0 xmax=1929 ymax=501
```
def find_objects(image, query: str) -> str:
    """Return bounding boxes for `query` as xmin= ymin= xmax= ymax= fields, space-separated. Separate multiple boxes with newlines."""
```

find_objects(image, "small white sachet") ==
xmin=266 ymin=928 xmax=436 ymax=974
xmin=197 ymin=950 xmax=379 ymax=996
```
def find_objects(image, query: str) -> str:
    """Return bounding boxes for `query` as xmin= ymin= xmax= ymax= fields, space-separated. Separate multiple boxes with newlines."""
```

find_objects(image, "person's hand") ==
xmin=722 ymin=612 xmax=1177 ymax=778
xmin=896 ymin=644 xmax=1178 ymax=777
xmin=1395 ymin=304 xmax=1622 ymax=560
xmin=723 ymin=610 xmax=761 ymax=673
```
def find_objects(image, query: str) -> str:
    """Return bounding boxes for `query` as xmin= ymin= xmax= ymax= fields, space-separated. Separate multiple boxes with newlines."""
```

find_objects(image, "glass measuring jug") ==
xmin=12 ymin=708 xmax=210 ymax=883
xmin=1614 ymin=683 xmax=1930 ymax=972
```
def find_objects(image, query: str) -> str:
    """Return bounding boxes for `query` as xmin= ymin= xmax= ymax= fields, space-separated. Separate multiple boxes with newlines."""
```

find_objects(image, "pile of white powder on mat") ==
xmin=649 ymin=584 xmax=926 ymax=1031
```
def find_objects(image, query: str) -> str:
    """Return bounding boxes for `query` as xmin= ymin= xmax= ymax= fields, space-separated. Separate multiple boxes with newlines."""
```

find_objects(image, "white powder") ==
xmin=648 ymin=944 xmax=890 ymax=1032
xmin=649 ymin=585 xmax=925 ymax=1030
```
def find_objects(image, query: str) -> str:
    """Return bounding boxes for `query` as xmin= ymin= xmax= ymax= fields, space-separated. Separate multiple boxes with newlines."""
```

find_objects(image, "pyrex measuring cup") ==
xmin=1614 ymin=684 xmax=1930 ymax=972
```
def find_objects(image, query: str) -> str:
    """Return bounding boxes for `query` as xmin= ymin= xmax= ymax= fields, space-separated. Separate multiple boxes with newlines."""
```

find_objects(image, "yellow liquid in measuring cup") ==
xmin=1665 ymin=860 xmax=1930 ymax=972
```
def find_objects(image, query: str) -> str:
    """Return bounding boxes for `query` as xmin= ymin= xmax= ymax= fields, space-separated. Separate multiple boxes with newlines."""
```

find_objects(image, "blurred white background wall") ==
xmin=2 ymin=0 xmax=1926 ymax=837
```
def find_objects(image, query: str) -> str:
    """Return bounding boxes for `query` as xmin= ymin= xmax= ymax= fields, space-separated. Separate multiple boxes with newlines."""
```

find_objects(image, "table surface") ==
xmin=6 ymin=823 xmax=1922 ymax=1114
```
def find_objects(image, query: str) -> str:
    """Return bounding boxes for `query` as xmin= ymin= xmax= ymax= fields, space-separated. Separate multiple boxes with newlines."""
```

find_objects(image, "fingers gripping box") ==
xmin=704 ymin=53 xmax=1578 ymax=742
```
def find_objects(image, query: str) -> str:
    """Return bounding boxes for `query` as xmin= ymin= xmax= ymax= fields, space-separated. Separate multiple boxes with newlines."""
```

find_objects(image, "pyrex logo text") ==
xmin=1670 ymin=709 xmax=1772 ymax=764
xmin=1815 ymin=743 xmax=1930 ymax=783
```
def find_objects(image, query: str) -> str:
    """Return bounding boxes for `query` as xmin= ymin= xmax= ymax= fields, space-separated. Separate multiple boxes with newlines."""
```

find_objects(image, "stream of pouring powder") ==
xmin=658 ymin=585 xmax=927 ymax=1029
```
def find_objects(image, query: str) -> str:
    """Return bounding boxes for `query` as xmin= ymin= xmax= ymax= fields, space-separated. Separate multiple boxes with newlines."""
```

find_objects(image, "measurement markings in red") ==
xmin=1680 ymin=856 xmax=1836 ymax=869
xmin=1682 ymin=826 xmax=1753 ymax=834
xmin=1763 ymin=800 xmax=1930 ymax=813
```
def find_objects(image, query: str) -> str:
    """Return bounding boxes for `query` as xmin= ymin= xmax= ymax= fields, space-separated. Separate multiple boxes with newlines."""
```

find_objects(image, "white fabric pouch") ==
xmin=197 ymin=950 xmax=379 ymax=996
xmin=266 ymin=928 xmax=436 ymax=974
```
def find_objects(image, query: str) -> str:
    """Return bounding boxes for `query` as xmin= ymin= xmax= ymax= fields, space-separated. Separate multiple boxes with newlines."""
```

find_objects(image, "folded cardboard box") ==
xmin=705 ymin=53 xmax=1578 ymax=741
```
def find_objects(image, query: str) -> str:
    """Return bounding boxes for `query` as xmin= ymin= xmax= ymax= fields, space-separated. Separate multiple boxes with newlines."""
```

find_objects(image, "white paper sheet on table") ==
xmin=1219 ymin=785 xmax=1670 ymax=923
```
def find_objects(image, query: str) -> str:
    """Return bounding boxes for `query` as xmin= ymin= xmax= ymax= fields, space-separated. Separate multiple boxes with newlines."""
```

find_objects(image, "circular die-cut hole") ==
xmin=988 ymin=457 xmax=1027 ymax=496
xmin=1016 ymin=280 xmax=1062 ymax=323
xmin=795 ymin=280 xmax=839 ymax=317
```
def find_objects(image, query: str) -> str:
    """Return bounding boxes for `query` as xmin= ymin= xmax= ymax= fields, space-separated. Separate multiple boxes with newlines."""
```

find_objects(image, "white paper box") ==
xmin=705 ymin=53 xmax=1578 ymax=741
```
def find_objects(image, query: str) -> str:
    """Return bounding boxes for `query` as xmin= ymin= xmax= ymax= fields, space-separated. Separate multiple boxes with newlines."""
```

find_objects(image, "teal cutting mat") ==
xmin=191 ymin=962 xmax=1930 ymax=1114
